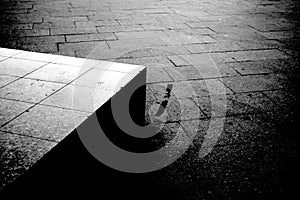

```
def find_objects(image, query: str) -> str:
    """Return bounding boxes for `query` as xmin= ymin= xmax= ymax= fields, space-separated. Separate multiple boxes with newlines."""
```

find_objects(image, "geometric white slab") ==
xmin=0 ymin=47 xmax=145 ymax=190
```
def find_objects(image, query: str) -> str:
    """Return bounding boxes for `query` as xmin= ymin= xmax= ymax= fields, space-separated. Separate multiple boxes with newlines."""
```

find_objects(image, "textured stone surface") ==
xmin=0 ymin=99 xmax=34 ymax=126
xmin=25 ymin=63 xmax=88 ymax=84
xmin=221 ymin=74 xmax=286 ymax=93
xmin=0 ymin=56 xmax=8 ymax=62
xmin=0 ymin=58 xmax=47 ymax=77
xmin=13 ymin=51 xmax=60 ymax=62
xmin=40 ymin=84 xmax=114 ymax=112
xmin=0 ymin=78 xmax=65 ymax=103
xmin=0 ymin=131 xmax=57 ymax=190
xmin=0 ymin=105 xmax=89 ymax=142
xmin=0 ymin=48 xmax=22 ymax=57
xmin=0 ymin=75 xmax=18 ymax=88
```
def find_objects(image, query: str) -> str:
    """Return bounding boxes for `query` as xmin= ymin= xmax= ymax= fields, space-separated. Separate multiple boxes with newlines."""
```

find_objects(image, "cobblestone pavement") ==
xmin=0 ymin=0 xmax=299 ymax=199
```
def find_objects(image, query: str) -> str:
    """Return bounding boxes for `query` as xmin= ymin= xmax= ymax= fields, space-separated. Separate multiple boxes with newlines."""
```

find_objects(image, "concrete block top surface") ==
xmin=0 ymin=47 xmax=145 ymax=189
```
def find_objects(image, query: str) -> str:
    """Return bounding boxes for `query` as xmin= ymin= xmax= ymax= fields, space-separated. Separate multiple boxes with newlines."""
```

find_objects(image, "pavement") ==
xmin=0 ymin=0 xmax=299 ymax=199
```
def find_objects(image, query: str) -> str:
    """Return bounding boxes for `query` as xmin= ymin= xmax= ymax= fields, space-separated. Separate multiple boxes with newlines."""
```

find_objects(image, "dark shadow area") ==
xmin=0 ymin=72 xmax=298 ymax=200
xmin=0 ymin=70 xmax=182 ymax=198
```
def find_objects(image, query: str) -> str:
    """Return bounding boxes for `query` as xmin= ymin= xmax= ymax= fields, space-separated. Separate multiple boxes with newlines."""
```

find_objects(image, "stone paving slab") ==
xmin=0 ymin=131 xmax=57 ymax=190
xmin=0 ymin=78 xmax=65 ymax=103
xmin=0 ymin=58 xmax=47 ymax=77
xmin=1 ymin=104 xmax=89 ymax=142
xmin=0 ymin=99 xmax=34 ymax=127
xmin=0 ymin=75 xmax=18 ymax=88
